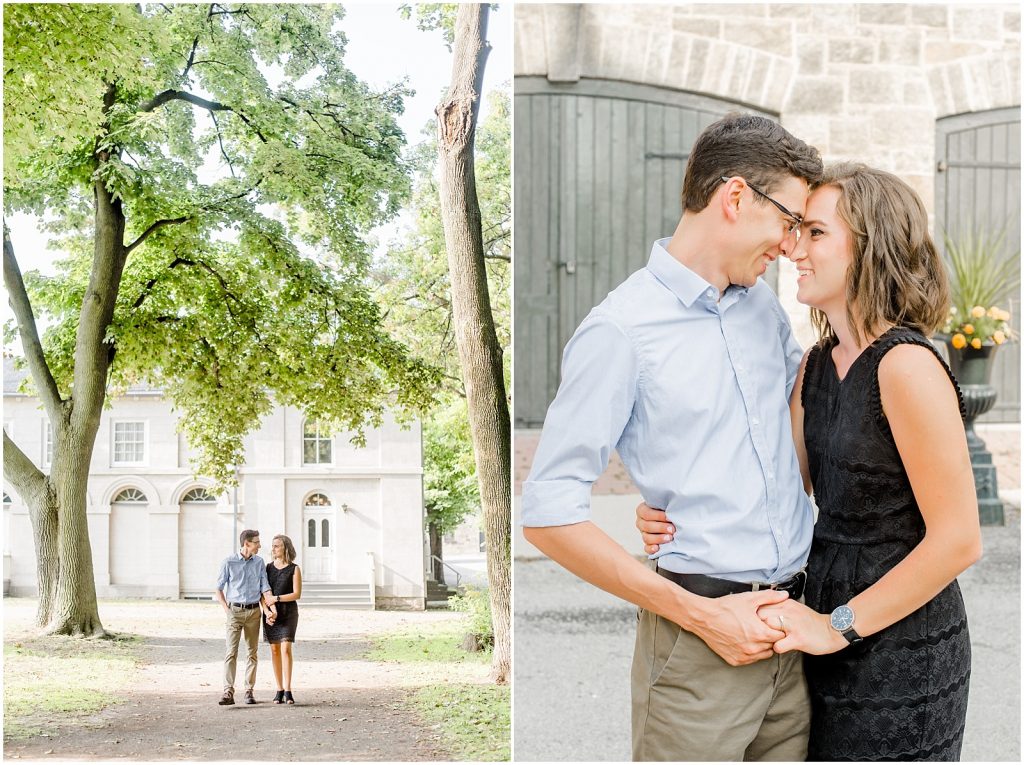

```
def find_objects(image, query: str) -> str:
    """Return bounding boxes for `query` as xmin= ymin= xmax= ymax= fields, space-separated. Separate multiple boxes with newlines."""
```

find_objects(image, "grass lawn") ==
xmin=367 ymin=616 xmax=510 ymax=761
xmin=3 ymin=632 xmax=141 ymax=741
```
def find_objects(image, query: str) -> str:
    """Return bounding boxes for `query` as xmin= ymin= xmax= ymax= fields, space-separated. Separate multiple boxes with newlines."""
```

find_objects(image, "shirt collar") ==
xmin=647 ymin=238 xmax=751 ymax=307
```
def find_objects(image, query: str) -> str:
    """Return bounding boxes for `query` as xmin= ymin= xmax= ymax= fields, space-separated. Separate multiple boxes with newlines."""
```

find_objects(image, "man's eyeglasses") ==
xmin=720 ymin=176 xmax=803 ymax=237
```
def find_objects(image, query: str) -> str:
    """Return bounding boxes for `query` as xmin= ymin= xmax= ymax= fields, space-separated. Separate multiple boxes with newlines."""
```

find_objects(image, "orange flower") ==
xmin=993 ymin=331 xmax=1006 ymax=345
xmin=971 ymin=305 xmax=987 ymax=318
xmin=962 ymin=323 xmax=975 ymax=335
xmin=951 ymin=333 xmax=967 ymax=349
xmin=970 ymin=338 xmax=983 ymax=349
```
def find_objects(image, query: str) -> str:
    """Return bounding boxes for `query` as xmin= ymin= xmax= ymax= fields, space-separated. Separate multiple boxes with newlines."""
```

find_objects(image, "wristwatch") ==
xmin=829 ymin=604 xmax=863 ymax=644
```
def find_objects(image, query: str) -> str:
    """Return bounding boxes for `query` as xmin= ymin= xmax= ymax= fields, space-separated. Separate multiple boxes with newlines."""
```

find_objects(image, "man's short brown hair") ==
xmin=239 ymin=529 xmax=260 ymax=547
xmin=681 ymin=113 xmax=823 ymax=213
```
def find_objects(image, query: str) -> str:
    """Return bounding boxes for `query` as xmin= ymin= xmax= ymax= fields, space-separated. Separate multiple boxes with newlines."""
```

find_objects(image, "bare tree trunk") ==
xmin=3 ymin=432 xmax=58 ymax=625
xmin=2 ymin=82 xmax=126 ymax=638
xmin=428 ymin=519 xmax=446 ymax=584
xmin=435 ymin=3 xmax=511 ymax=685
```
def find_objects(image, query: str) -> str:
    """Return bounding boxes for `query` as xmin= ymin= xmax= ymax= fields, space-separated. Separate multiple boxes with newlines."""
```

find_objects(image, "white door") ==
xmin=303 ymin=509 xmax=335 ymax=582
xmin=179 ymin=490 xmax=226 ymax=597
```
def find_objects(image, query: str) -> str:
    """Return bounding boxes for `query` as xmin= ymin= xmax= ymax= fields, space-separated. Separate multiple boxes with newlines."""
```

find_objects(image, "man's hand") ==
xmin=635 ymin=502 xmax=674 ymax=554
xmin=684 ymin=589 xmax=791 ymax=666
xmin=757 ymin=600 xmax=846 ymax=656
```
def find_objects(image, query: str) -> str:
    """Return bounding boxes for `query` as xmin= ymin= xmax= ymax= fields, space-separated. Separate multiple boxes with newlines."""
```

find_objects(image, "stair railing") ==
xmin=366 ymin=551 xmax=376 ymax=610
xmin=429 ymin=554 xmax=462 ymax=588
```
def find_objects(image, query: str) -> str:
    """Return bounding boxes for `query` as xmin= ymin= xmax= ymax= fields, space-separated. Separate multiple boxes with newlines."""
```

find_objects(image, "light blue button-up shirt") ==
xmin=521 ymin=239 xmax=814 ymax=583
xmin=216 ymin=553 xmax=271 ymax=603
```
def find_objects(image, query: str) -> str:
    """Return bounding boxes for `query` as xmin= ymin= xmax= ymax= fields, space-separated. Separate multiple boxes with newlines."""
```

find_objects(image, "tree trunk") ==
xmin=435 ymin=3 xmax=511 ymax=685
xmin=43 ymin=434 xmax=106 ymax=636
xmin=428 ymin=519 xmax=446 ymax=584
xmin=2 ymin=82 xmax=125 ymax=638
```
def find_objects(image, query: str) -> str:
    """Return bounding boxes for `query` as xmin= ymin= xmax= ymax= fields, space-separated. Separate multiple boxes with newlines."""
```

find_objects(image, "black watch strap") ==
xmin=842 ymin=627 xmax=863 ymax=644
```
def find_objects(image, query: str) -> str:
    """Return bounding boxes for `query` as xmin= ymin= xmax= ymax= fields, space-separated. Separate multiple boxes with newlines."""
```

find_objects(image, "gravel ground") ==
xmin=3 ymin=599 xmax=487 ymax=761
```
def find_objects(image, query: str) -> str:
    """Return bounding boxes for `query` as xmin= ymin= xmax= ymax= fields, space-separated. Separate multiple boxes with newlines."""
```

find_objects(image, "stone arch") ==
xmin=928 ymin=50 xmax=1021 ymax=119
xmin=515 ymin=3 xmax=796 ymax=115
xmin=99 ymin=476 xmax=162 ymax=508
xmin=168 ymin=478 xmax=220 ymax=507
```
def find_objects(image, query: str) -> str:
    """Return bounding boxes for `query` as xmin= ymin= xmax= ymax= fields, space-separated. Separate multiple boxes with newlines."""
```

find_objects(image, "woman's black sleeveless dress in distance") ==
xmin=263 ymin=562 xmax=299 ymax=644
xmin=801 ymin=327 xmax=971 ymax=762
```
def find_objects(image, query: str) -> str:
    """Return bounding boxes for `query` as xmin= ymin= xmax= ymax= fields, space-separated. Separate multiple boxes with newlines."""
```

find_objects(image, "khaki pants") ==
xmin=631 ymin=607 xmax=810 ymax=762
xmin=223 ymin=605 xmax=261 ymax=694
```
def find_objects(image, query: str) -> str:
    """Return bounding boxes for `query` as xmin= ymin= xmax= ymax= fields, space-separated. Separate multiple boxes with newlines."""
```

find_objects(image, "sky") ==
xmin=3 ymin=3 xmax=512 ymax=334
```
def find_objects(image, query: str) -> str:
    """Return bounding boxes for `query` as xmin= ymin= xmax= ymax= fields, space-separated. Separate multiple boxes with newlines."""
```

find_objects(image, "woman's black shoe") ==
xmin=273 ymin=690 xmax=285 ymax=704
xmin=284 ymin=691 xmax=294 ymax=705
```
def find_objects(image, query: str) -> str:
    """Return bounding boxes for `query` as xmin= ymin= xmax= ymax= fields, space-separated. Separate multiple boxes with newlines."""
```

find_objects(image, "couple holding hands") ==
xmin=523 ymin=114 xmax=980 ymax=761
xmin=215 ymin=530 xmax=302 ymax=706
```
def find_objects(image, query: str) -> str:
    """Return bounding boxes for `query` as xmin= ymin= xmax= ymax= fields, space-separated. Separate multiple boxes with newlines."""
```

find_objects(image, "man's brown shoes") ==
xmin=218 ymin=690 xmax=234 ymax=705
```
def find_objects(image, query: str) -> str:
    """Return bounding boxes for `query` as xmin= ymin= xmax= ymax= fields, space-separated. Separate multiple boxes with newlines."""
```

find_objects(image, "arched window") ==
xmin=321 ymin=519 xmax=330 ymax=547
xmin=305 ymin=493 xmax=331 ymax=507
xmin=181 ymin=487 xmax=216 ymax=503
xmin=302 ymin=419 xmax=333 ymax=465
xmin=112 ymin=488 xmax=148 ymax=503
xmin=307 ymin=519 xmax=317 ymax=548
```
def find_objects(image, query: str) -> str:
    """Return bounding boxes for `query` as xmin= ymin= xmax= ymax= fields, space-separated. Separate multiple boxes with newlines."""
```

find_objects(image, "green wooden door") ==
xmin=514 ymin=77 xmax=777 ymax=427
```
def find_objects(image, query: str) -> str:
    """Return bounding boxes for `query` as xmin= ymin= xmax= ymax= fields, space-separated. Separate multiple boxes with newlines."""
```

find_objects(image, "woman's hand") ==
xmin=757 ymin=600 xmax=847 ymax=655
xmin=635 ymin=502 xmax=675 ymax=554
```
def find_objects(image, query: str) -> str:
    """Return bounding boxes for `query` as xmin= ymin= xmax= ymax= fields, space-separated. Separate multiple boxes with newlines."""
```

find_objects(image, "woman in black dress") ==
xmin=261 ymin=534 xmax=301 ymax=704
xmin=755 ymin=164 xmax=980 ymax=760
xmin=639 ymin=164 xmax=981 ymax=760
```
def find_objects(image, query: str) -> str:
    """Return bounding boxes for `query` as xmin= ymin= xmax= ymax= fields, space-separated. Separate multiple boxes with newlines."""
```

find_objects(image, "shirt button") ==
xmin=751 ymin=417 xmax=760 ymax=426
xmin=736 ymin=364 xmax=744 ymax=372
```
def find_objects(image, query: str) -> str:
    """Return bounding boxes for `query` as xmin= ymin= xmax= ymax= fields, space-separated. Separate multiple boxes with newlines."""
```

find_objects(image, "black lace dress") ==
xmin=263 ymin=562 xmax=299 ymax=644
xmin=801 ymin=327 xmax=971 ymax=762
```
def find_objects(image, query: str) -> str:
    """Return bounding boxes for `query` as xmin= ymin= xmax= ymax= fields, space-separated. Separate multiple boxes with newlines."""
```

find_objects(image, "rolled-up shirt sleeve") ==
xmin=521 ymin=310 xmax=639 ymax=527
xmin=216 ymin=558 xmax=229 ymax=592
xmin=259 ymin=560 xmax=270 ymax=594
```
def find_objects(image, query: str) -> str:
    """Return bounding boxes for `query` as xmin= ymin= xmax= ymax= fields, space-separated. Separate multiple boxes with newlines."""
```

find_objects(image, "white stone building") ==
xmin=3 ymin=358 xmax=428 ymax=609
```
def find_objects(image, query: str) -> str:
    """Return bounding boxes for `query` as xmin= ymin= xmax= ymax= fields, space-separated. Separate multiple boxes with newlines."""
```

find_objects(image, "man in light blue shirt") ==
xmin=522 ymin=115 xmax=823 ymax=761
xmin=214 ymin=529 xmax=276 ymax=705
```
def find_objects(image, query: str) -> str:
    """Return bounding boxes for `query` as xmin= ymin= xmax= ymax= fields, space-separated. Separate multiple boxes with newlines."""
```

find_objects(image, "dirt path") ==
xmin=4 ymin=600 xmax=484 ymax=761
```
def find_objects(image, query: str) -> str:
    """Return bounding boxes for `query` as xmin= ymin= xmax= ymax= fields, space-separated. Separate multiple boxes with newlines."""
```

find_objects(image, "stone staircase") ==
xmin=301 ymin=582 xmax=375 ymax=609
xmin=426 ymin=578 xmax=459 ymax=605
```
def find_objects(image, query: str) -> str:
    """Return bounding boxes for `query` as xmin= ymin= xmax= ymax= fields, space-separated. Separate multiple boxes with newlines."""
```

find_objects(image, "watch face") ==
xmin=831 ymin=605 xmax=855 ymax=631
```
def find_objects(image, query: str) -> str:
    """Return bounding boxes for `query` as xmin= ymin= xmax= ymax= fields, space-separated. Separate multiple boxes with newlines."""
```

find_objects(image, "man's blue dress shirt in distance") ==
xmin=521 ymin=239 xmax=814 ymax=584
xmin=216 ymin=553 xmax=270 ymax=604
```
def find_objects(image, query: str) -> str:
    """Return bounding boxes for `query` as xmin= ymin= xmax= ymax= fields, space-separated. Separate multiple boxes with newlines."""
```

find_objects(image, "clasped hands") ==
xmin=636 ymin=503 xmax=845 ymax=662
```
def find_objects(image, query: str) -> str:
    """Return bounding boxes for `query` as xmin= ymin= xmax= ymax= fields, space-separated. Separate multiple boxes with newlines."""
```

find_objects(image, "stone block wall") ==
xmin=515 ymin=2 xmax=1020 ymax=346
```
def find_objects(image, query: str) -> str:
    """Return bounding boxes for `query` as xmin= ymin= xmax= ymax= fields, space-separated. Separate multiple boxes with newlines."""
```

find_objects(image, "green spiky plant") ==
xmin=941 ymin=226 xmax=1020 ymax=348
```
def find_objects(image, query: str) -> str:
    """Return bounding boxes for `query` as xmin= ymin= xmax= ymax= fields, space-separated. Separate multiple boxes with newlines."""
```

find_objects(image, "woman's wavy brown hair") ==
xmin=273 ymin=534 xmax=297 ymax=564
xmin=810 ymin=162 xmax=950 ymax=345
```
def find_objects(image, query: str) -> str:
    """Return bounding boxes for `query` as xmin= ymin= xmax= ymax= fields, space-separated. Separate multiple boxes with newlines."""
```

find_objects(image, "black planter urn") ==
xmin=946 ymin=342 xmax=1004 ymax=526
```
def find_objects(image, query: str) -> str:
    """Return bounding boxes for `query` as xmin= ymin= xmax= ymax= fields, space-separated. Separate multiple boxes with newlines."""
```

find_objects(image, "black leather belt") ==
xmin=229 ymin=602 xmax=260 ymax=609
xmin=657 ymin=567 xmax=806 ymax=600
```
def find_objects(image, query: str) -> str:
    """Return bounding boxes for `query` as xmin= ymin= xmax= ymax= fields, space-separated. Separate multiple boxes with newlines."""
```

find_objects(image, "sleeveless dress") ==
xmin=263 ymin=562 xmax=299 ymax=644
xmin=801 ymin=327 xmax=972 ymax=761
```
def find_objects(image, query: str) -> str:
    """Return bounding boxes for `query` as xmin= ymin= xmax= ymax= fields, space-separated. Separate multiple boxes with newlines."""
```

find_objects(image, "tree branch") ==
xmin=181 ymin=34 xmax=201 ymax=82
xmin=3 ymin=430 xmax=48 ymax=498
xmin=124 ymin=216 xmax=191 ymax=255
xmin=3 ymin=226 xmax=64 ymax=420
xmin=209 ymin=111 xmax=236 ymax=177
xmin=132 ymin=256 xmax=193 ymax=308
xmin=138 ymin=90 xmax=268 ymax=143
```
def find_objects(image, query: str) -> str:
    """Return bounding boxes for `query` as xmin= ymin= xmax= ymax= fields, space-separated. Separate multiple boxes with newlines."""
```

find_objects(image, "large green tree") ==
xmin=3 ymin=3 xmax=437 ymax=636
xmin=435 ymin=4 xmax=511 ymax=685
